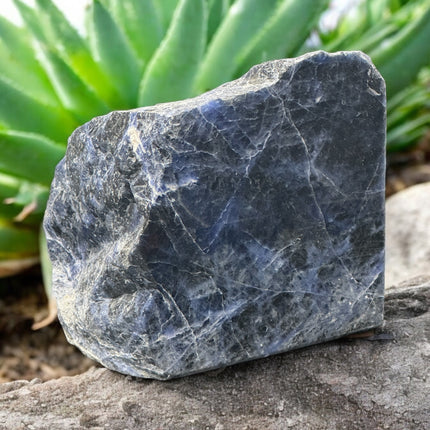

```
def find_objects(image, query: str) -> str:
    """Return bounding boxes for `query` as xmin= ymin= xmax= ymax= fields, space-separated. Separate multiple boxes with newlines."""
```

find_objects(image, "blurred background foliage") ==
xmin=0 ymin=0 xmax=429 ymax=297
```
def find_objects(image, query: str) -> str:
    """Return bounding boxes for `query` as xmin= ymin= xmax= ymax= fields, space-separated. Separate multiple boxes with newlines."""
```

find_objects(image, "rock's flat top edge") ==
xmin=89 ymin=50 xmax=382 ymax=120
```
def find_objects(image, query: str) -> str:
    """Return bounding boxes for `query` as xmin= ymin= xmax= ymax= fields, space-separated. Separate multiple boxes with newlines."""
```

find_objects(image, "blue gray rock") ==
xmin=44 ymin=51 xmax=386 ymax=380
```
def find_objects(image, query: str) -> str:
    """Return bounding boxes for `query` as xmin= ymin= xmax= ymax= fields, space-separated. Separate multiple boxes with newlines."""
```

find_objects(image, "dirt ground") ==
xmin=0 ymin=270 xmax=97 ymax=383
xmin=0 ymin=135 xmax=429 ymax=383
xmin=385 ymin=136 xmax=430 ymax=196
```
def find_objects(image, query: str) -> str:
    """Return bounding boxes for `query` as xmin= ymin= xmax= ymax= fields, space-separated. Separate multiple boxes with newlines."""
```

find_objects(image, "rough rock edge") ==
xmin=1 ymin=277 xmax=428 ymax=430
xmin=44 ymin=50 xmax=386 ymax=379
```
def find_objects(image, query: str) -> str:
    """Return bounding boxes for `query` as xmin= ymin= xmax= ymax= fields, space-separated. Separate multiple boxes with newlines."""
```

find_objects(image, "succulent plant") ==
xmin=0 ymin=0 xmax=429 ymax=309
xmin=0 ymin=0 xmax=329 ymax=286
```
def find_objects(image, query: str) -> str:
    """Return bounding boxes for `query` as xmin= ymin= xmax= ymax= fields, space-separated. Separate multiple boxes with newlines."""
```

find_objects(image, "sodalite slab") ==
xmin=44 ymin=51 xmax=386 ymax=380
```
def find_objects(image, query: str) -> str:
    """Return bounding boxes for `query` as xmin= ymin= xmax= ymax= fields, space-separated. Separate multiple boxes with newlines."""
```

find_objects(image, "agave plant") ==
xmin=0 ymin=0 xmax=330 ymax=309
xmin=386 ymin=66 xmax=430 ymax=151
xmin=0 ymin=0 xmax=429 ymax=311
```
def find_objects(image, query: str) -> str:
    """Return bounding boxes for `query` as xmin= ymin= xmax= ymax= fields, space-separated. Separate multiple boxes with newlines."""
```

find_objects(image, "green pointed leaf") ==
xmin=388 ymin=125 xmax=429 ymax=151
xmin=4 ymin=180 xmax=49 ymax=217
xmin=8 ymin=182 xmax=49 ymax=219
xmin=387 ymin=112 xmax=430 ymax=150
xmin=106 ymin=0 xmax=163 ymax=68
xmin=0 ymin=75 xmax=77 ymax=143
xmin=138 ymin=0 xmax=207 ymax=106
xmin=0 ymin=44 xmax=59 ymax=107
xmin=153 ymin=0 xmax=180 ymax=31
xmin=39 ymin=225 xmax=53 ymax=300
xmin=207 ymin=0 xmax=230 ymax=43
xmin=0 ymin=15 xmax=35 ymax=61
xmin=34 ymin=0 xmax=122 ymax=109
xmin=388 ymin=0 xmax=402 ymax=12
xmin=0 ymin=173 xmax=23 ymax=220
xmin=365 ymin=0 xmax=390 ymax=27
xmin=0 ymin=173 xmax=20 ymax=195
xmin=387 ymin=89 xmax=429 ymax=128
xmin=13 ymin=0 xmax=49 ymax=43
xmin=0 ymin=13 xmax=59 ymax=105
xmin=194 ymin=0 xmax=278 ymax=93
xmin=387 ymin=78 xmax=423 ymax=113
xmin=324 ymin=0 xmax=419 ymax=52
xmin=346 ymin=24 xmax=398 ymax=54
xmin=34 ymin=0 xmax=87 ymax=49
xmin=0 ymin=219 xmax=39 ymax=259
xmin=0 ymin=131 xmax=64 ymax=186
xmin=370 ymin=3 xmax=430 ymax=96
xmin=37 ymin=44 xmax=110 ymax=123
xmin=86 ymin=0 xmax=141 ymax=106
xmin=236 ymin=0 xmax=329 ymax=76
xmin=0 ymin=173 xmax=51 ymax=225
xmin=0 ymin=204 xmax=23 ymax=222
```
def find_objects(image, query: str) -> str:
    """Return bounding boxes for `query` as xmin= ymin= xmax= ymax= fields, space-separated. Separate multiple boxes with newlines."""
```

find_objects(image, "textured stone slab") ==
xmin=44 ymin=51 xmax=386 ymax=380
xmin=386 ymin=182 xmax=430 ymax=287
xmin=2 ymin=280 xmax=428 ymax=430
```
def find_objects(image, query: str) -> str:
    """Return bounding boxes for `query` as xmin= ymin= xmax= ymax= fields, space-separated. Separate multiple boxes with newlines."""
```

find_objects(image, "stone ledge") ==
xmin=1 ymin=277 xmax=428 ymax=430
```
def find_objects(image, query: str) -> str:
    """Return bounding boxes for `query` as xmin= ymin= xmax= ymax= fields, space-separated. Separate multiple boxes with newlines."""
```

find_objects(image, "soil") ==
xmin=0 ymin=270 xmax=97 ymax=383
xmin=0 ymin=134 xmax=429 ymax=383
xmin=386 ymin=135 xmax=430 ymax=196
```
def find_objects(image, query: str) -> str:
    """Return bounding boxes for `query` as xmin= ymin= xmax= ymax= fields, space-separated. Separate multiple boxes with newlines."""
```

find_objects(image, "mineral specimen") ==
xmin=44 ymin=51 xmax=386 ymax=380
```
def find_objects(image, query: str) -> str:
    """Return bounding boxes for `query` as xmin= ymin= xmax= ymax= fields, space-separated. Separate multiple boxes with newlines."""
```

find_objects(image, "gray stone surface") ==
xmin=386 ymin=182 xmax=430 ymax=288
xmin=0 ymin=278 xmax=429 ymax=430
xmin=44 ymin=50 xmax=386 ymax=379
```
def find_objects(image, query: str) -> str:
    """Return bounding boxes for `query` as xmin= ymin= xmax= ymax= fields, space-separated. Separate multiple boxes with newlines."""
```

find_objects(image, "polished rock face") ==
xmin=44 ymin=51 xmax=386 ymax=380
